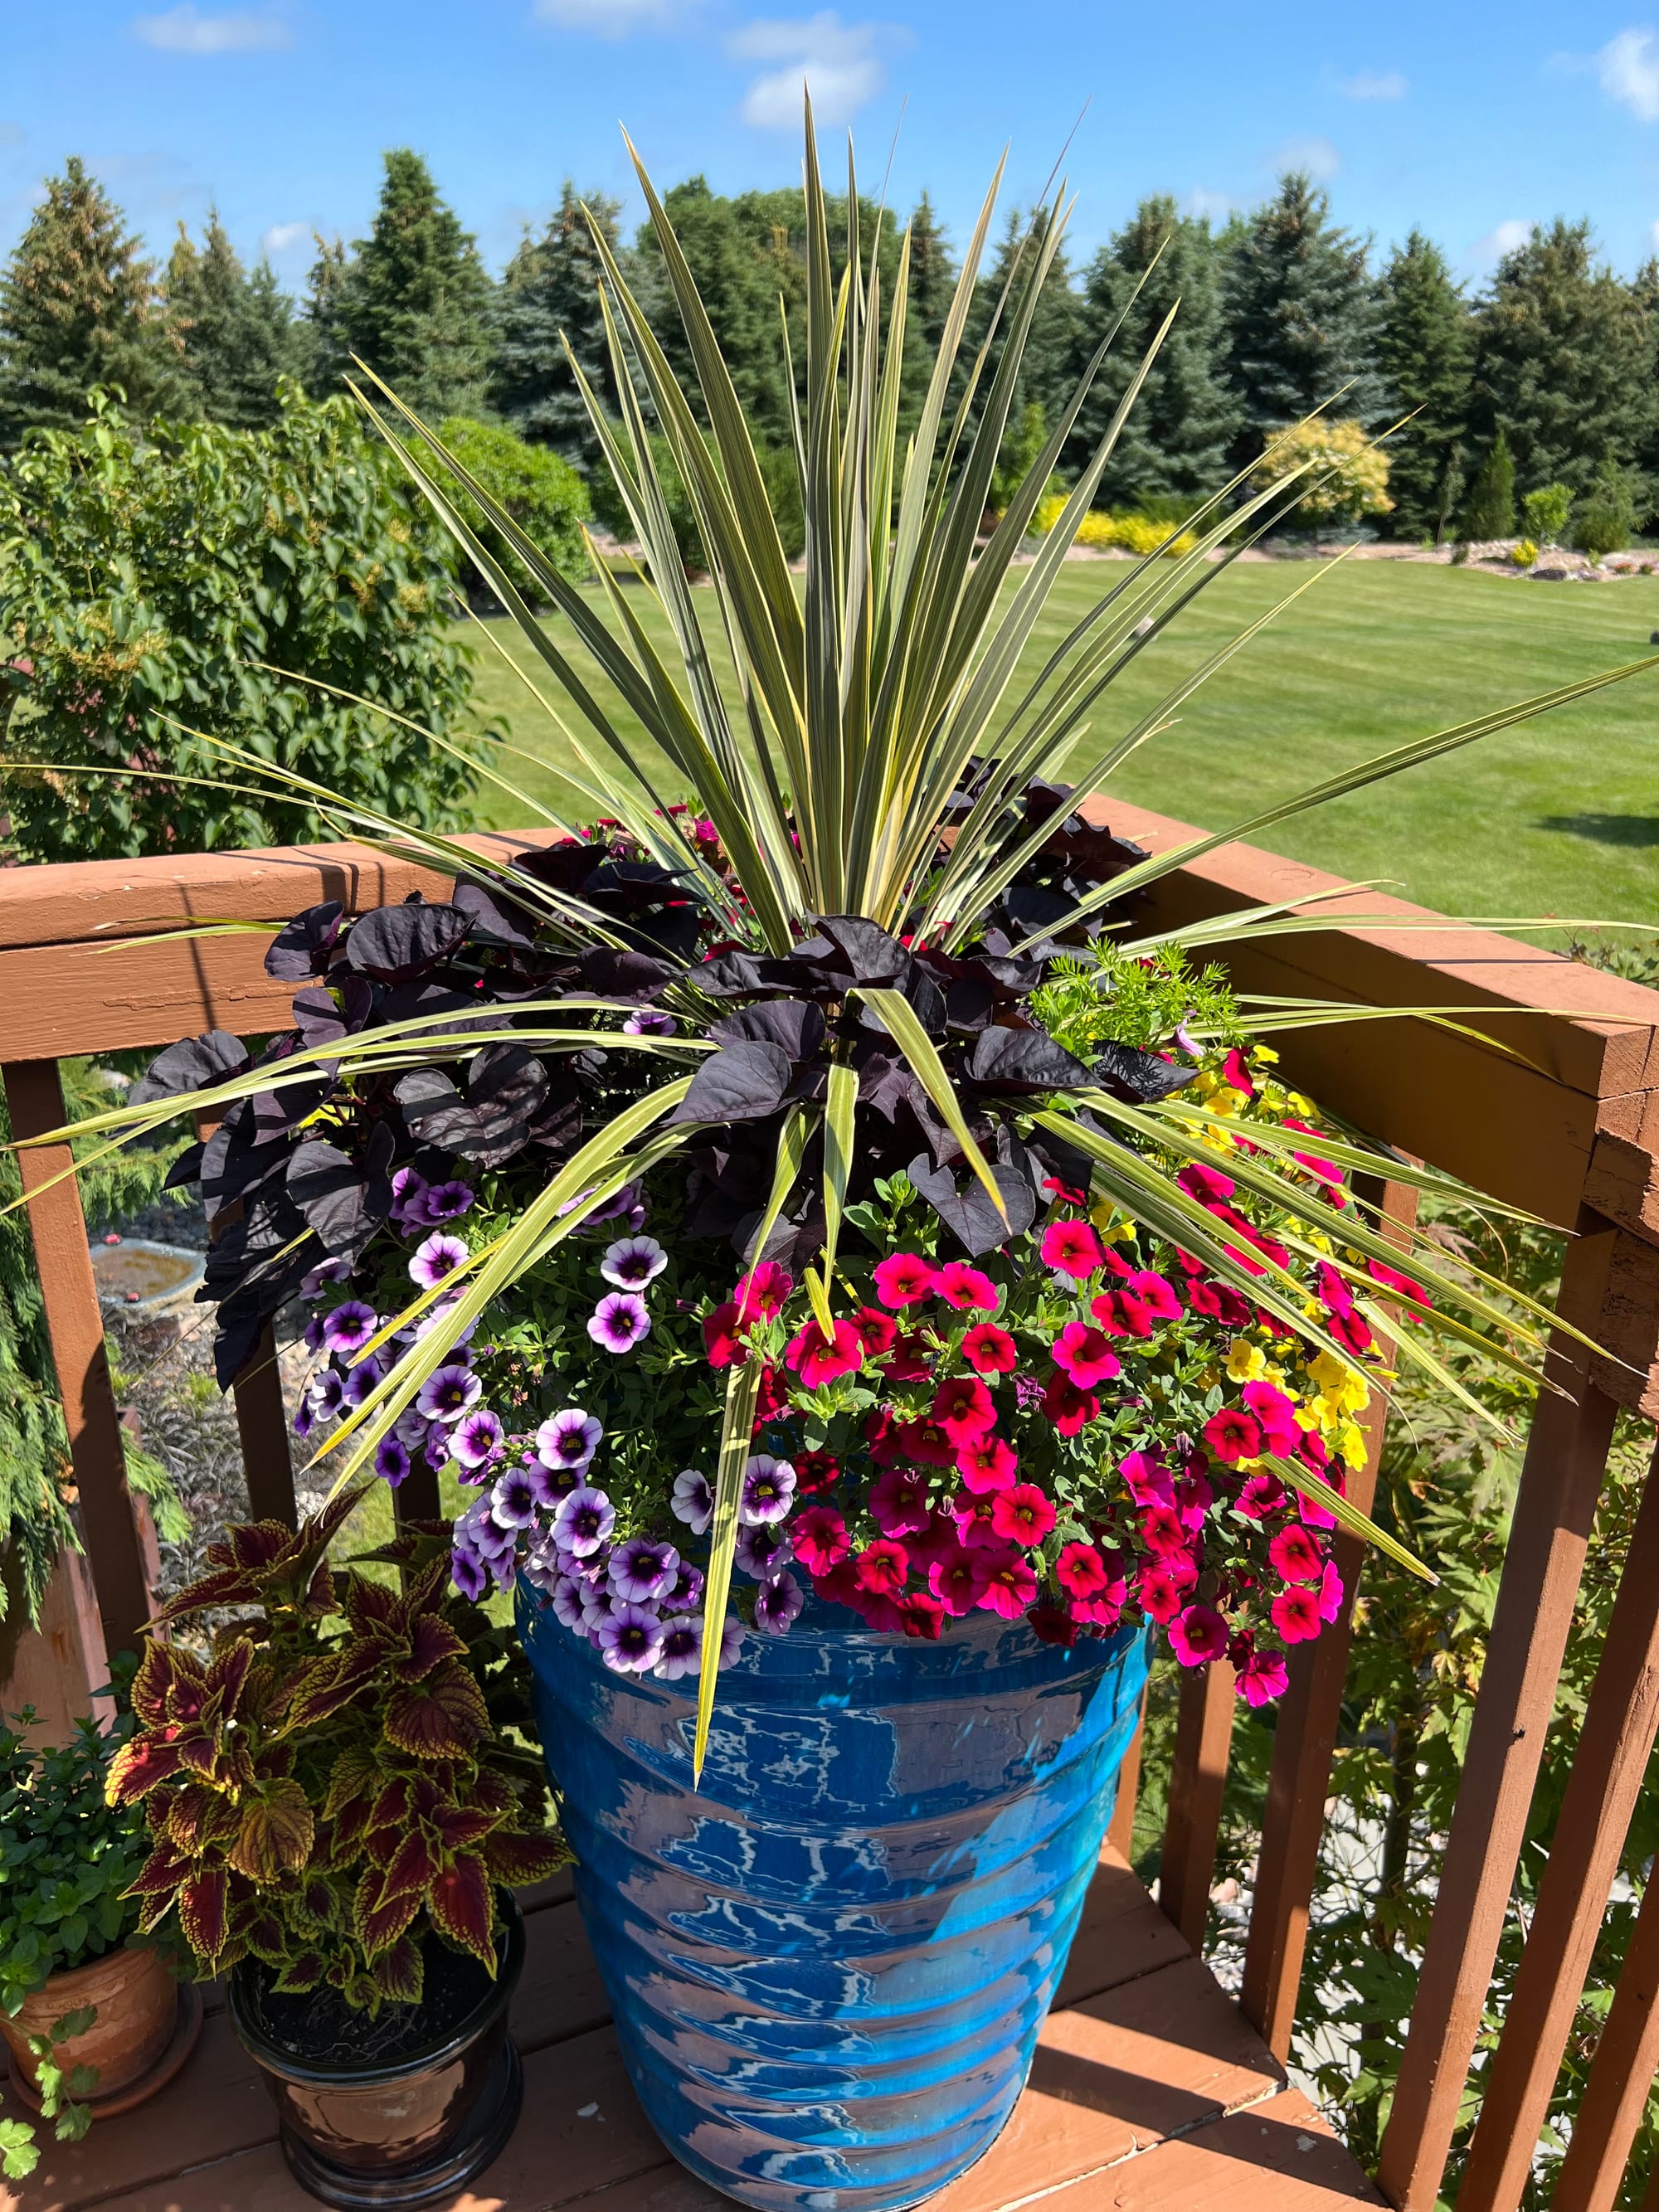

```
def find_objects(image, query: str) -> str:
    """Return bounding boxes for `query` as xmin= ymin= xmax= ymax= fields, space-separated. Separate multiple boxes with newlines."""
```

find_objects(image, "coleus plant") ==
xmin=13 ymin=108 xmax=1656 ymax=1775
xmin=104 ymin=1491 xmax=562 ymax=2010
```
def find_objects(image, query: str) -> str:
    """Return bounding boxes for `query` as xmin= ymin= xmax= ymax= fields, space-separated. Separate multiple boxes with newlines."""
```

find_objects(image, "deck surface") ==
xmin=4 ymin=1848 xmax=1381 ymax=2212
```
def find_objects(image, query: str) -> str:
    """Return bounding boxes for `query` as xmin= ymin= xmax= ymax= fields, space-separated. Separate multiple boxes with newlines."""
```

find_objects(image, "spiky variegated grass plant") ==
xmin=10 ymin=109 xmax=1657 ymax=1770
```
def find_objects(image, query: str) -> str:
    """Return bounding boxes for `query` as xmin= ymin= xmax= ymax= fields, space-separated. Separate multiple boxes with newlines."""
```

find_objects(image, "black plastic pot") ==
xmin=227 ymin=1894 xmax=526 ymax=2210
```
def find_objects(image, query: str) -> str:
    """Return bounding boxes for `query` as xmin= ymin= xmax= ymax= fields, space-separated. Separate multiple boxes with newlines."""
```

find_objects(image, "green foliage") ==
xmin=1374 ymin=231 xmax=1473 ymax=542
xmin=492 ymin=184 xmax=624 ymax=470
xmin=0 ymin=384 xmax=484 ymax=863
xmin=961 ymin=207 xmax=1082 ymax=456
xmin=1220 ymin=173 xmax=1383 ymax=469
xmin=307 ymin=150 xmax=493 ymax=420
xmin=1253 ymin=417 xmax=1393 ymax=528
xmin=0 ymin=2002 xmax=102 ymax=2179
xmin=0 ymin=159 xmax=185 ymax=450
xmin=428 ymin=415 xmax=591 ymax=607
xmin=594 ymin=425 xmax=803 ymax=570
xmin=0 ymin=1710 xmax=150 ymax=2017
xmin=1522 ymin=480 xmax=1573 ymax=546
xmin=164 ymin=211 xmax=304 ymax=431
xmin=1470 ymin=220 xmax=1654 ymax=505
xmin=990 ymin=399 xmax=1054 ymax=512
xmin=1067 ymin=196 xmax=1238 ymax=507
xmin=1462 ymin=428 xmax=1516 ymax=540
xmin=1572 ymin=456 xmax=1637 ymax=562
xmin=1032 ymin=945 xmax=1246 ymax=1056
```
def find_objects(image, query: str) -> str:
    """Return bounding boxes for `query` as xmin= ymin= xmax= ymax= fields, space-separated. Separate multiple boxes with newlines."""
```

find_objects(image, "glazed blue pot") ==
xmin=519 ymin=1589 xmax=1150 ymax=2212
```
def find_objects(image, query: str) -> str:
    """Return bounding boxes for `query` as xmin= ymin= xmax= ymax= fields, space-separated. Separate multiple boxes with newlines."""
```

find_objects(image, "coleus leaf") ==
xmin=396 ymin=1613 xmax=468 ymax=1683
xmin=271 ymin=1952 xmax=328 ymax=1996
xmin=129 ymin=1845 xmax=192 ymax=1899
xmin=324 ymin=1745 xmax=383 ymax=1823
xmin=353 ymin=1868 xmax=423 ymax=1961
xmin=227 ymin=1781 xmax=315 ymax=1884
xmin=105 ymin=1737 xmax=186 ymax=1806
xmin=433 ymin=1805 xmax=504 ymax=1853
xmin=382 ymin=1662 xmax=489 ymax=1760
xmin=178 ymin=1869 xmax=230 ymax=1963
xmin=164 ymin=1784 xmax=235 ymax=1855
xmin=129 ymin=1641 xmax=179 ymax=1727
xmin=480 ymin=1830 xmax=566 ymax=1886
xmin=379 ymin=1826 xmax=443 ymax=1901
xmin=427 ymin=1856 xmax=496 ymax=1969
xmin=373 ymin=1936 xmax=425 ymax=2006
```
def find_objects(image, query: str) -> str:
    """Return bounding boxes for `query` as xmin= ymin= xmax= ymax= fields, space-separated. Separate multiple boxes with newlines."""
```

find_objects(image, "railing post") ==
xmin=3 ymin=1057 xmax=154 ymax=1656
xmin=1551 ymin=1860 xmax=1659 ymax=2212
xmin=1377 ymin=1219 xmax=1622 ymax=2212
xmin=1240 ymin=1175 xmax=1419 ymax=2059
xmin=1107 ymin=1692 xmax=1146 ymax=1862
xmin=1159 ymin=1659 xmax=1236 ymax=1949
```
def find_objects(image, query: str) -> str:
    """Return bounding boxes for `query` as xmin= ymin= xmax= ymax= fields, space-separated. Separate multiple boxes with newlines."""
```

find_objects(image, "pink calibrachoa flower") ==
xmin=950 ymin=1488 xmax=1004 ymax=1551
xmin=873 ymin=1252 xmax=937 ymax=1307
xmin=1204 ymin=1406 xmax=1263 ymax=1464
xmin=1168 ymin=1604 xmax=1230 ymax=1667
xmin=893 ymin=1417 xmax=955 ymax=1467
xmin=1042 ymin=1373 xmax=1101 ymax=1437
xmin=1126 ymin=1270 xmax=1184 ymax=1321
xmin=1119 ymin=1448 xmax=1175 ymax=1508
xmin=1055 ymin=1542 xmax=1114 ymax=1601
xmin=854 ymin=1539 xmax=910 ymax=1599
xmin=1235 ymin=1644 xmax=1292 ymax=1707
xmin=786 ymin=1316 xmax=865 ymax=1388
xmin=932 ymin=1375 xmax=995 ymax=1445
xmin=1051 ymin=1320 xmax=1121 ymax=1389
xmin=1317 ymin=1558 xmax=1345 ymax=1623
xmin=1139 ymin=1505 xmax=1190 ymax=1560
xmin=1029 ymin=1604 xmax=1078 ymax=1648
xmin=735 ymin=1260 xmax=793 ymax=1321
xmin=1175 ymin=1465 xmax=1214 ymax=1531
xmin=851 ymin=1306 xmax=898 ymax=1357
xmin=1138 ymin=1558 xmax=1197 ymax=1623
xmin=906 ymin=1511 xmax=960 ymax=1572
xmin=1178 ymin=1160 xmax=1236 ymax=1207
xmin=956 ymin=1433 xmax=1017 ymax=1494
xmin=1268 ymin=1524 xmax=1324 ymax=1585
xmin=1221 ymin=1048 xmax=1256 ymax=1097
xmin=1315 ymin=1261 xmax=1355 ymax=1316
xmin=990 ymin=1483 xmax=1056 ymax=1548
xmin=929 ymin=1548 xmax=989 ymax=1617
xmin=898 ymin=1591 xmax=946 ymax=1640
xmin=884 ymin=1334 xmax=933 ymax=1381
xmin=1329 ymin=1306 xmax=1375 ymax=1357
xmin=1367 ymin=1258 xmax=1433 ymax=1310
xmin=1237 ymin=1469 xmax=1288 ymax=1519
xmin=1271 ymin=1586 xmax=1322 ymax=1644
xmin=935 ymin=1261 xmax=999 ymax=1311
xmin=960 ymin=1321 xmax=1017 ymax=1376
xmin=1041 ymin=1218 xmax=1103 ymax=1279
xmin=792 ymin=1505 xmax=851 ymax=1575
xmin=870 ymin=1466 xmax=933 ymax=1538
xmin=1242 ymin=1379 xmax=1300 ymax=1453
xmin=976 ymin=1548 xmax=1039 ymax=1619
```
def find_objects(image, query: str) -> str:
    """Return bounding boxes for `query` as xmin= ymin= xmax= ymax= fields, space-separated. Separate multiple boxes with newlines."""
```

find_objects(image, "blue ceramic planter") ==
xmin=520 ymin=1589 xmax=1149 ymax=2211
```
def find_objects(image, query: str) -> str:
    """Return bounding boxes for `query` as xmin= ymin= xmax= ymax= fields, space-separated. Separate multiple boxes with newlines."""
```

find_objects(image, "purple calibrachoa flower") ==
xmin=451 ymin=1407 xmax=505 ymax=1470
xmin=741 ymin=1455 xmax=796 ymax=1525
xmin=717 ymin=1615 xmax=744 ymax=1667
xmin=414 ymin=1296 xmax=478 ymax=1345
xmin=491 ymin=1465 xmax=541 ymax=1529
xmin=391 ymin=1166 xmax=431 ymax=1229
xmin=306 ymin=1369 xmax=346 ymax=1422
xmin=600 ymin=1235 xmax=667 ymax=1289
xmin=671 ymin=1467 xmax=713 ymax=1535
xmin=756 ymin=1570 xmax=805 ymax=1636
xmin=588 ymin=1291 xmax=651 ymax=1353
xmin=523 ymin=1459 xmax=576 ymax=1510
xmin=536 ymin=1408 xmax=601 ymax=1472
xmin=553 ymin=1485 xmax=615 ymax=1558
xmin=608 ymin=1535 xmax=680 ymax=1604
xmin=416 ymin=1363 xmax=482 ymax=1423
xmin=424 ymin=1179 xmax=475 ymax=1223
xmin=599 ymin=1602 xmax=664 ymax=1675
xmin=374 ymin=1437 xmax=411 ymax=1489
xmin=654 ymin=1615 xmax=703 ymax=1680
xmin=292 ymin=1398 xmax=316 ymax=1441
xmin=395 ymin=1407 xmax=431 ymax=1449
xmin=586 ymin=1180 xmax=644 ymax=1227
xmin=552 ymin=1576 xmax=590 ymax=1634
xmin=322 ymin=1301 xmax=379 ymax=1356
xmin=299 ymin=1257 xmax=352 ymax=1300
xmin=342 ymin=1354 xmax=383 ymax=1409
xmin=409 ymin=1232 xmax=469 ymax=1291
xmin=450 ymin=1546 xmax=488 ymax=1603
xmin=736 ymin=1523 xmax=793 ymax=1578
xmin=301 ymin=1315 xmax=328 ymax=1354
xmin=622 ymin=1009 xmax=678 ymax=1037
xmin=660 ymin=1561 xmax=705 ymax=1613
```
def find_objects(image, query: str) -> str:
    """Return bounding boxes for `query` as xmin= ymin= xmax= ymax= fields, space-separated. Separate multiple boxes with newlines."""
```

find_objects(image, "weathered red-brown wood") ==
xmin=1108 ymin=1699 xmax=1145 ymax=1862
xmin=1457 ymin=1432 xmax=1659 ymax=2212
xmin=1551 ymin=1862 xmax=1659 ymax=2212
xmin=1241 ymin=1176 xmax=1419 ymax=2059
xmin=1377 ymin=1223 xmax=1623 ymax=2212
xmin=2 ymin=1057 xmax=153 ymax=1656
xmin=0 ymin=1544 xmax=111 ymax=1743
xmin=1160 ymin=1660 xmax=1237 ymax=1950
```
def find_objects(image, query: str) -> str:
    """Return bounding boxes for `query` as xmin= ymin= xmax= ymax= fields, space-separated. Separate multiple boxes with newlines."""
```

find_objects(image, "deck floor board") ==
xmin=5 ymin=1848 xmax=1377 ymax=2212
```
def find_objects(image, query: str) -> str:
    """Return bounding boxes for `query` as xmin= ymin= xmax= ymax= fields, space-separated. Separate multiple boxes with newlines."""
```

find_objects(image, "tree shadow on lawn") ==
xmin=1537 ymin=813 xmax=1659 ymax=848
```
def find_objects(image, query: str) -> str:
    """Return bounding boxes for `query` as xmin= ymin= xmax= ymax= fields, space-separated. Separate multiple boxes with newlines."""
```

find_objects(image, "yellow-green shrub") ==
xmin=1511 ymin=538 xmax=1539 ymax=567
xmin=1028 ymin=499 xmax=1196 ymax=557
xmin=1251 ymin=417 xmax=1392 ymax=527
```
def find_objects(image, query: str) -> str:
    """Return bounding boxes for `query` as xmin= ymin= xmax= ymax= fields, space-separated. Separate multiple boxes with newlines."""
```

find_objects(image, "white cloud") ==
xmin=133 ymin=6 xmax=291 ymax=52
xmin=1267 ymin=134 xmax=1340 ymax=182
xmin=1471 ymin=217 xmax=1534 ymax=264
xmin=1338 ymin=68 xmax=1406 ymax=100
xmin=1598 ymin=27 xmax=1659 ymax=119
xmin=730 ymin=12 xmax=889 ymax=129
xmin=532 ymin=0 xmax=695 ymax=35
xmin=263 ymin=220 xmax=308 ymax=253
xmin=1184 ymin=188 xmax=1236 ymax=223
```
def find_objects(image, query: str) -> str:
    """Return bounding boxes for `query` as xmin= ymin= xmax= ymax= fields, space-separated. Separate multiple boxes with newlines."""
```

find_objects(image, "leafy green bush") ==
xmin=0 ymin=383 xmax=485 ymax=863
xmin=593 ymin=426 xmax=804 ymax=572
xmin=1572 ymin=457 xmax=1637 ymax=562
xmin=1522 ymin=482 xmax=1573 ymax=547
xmin=428 ymin=415 xmax=591 ymax=609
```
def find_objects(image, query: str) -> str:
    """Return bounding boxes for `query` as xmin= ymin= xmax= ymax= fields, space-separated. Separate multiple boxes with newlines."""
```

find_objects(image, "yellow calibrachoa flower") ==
xmin=1226 ymin=1339 xmax=1267 ymax=1382
xmin=1253 ymin=1046 xmax=1280 ymax=1066
xmin=1337 ymin=1423 xmax=1369 ymax=1470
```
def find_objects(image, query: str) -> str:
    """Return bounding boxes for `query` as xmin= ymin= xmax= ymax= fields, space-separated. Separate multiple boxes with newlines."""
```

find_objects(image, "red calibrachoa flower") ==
xmin=1168 ymin=1604 xmax=1229 ymax=1667
xmin=792 ymin=1450 xmax=840 ymax=1495
xmin=1242 ymin=1380 xmax=1300 ymax=1453
xmin=854 ymin=1539 xmax=911 ymax=1598
xmin=884 ymin=1333 xmax=935 ymax=1381
xmin=870 ymin=1466 xmax=934 ymax=1538
xmin=1051 ymin=1320 xmax=1121 ymax=1388
xmin=932 ymin=1375 xmax=996 ymax=1444
xmin=960 ymin=1321 xmax=1017 ymax=1375
xmin=976 ymin=1549 xmax=1039 ymax=1619
xmin=702 ymin=1301 xmax=747 ymax=1367
xmin=735 ymin=1261 xmax=793 ymax=1321
xmin=785 ymin=1316 xmax=865 ymax=1388
xmin=950 ymin=1488 xmax=1004 ymax=1550
xmin=852 ymin=1306 xmax=898 ymax=1357
xmin=929 ymin=1548 xmax=989 ymax=1616
xmin=1055 ymin=1542 xmax=1114 ymax=1601
xmin=1042 ymin=1373 xmax=1101 ymax=1437
xmin=793 ymin=1505 xmax=852 ymax=1574
xmin=1267 ymin=1524 xmax=1323 ymax=1585
xmin=872 ymin=1252 xmax=937 ymax=1307
xmin=1234 ymin=1643 xmax=1292 ymax=1707
xmin=1041 ymin=1218 xmax=1103 ymax=1279
xmin=899 ymin=1592 xmax=946 ymax=1639
xmin=1271 ymin=1586 xmax=1322 ymax=1643
xmin=893 ymin=1416 xmax=955 ymax=1467
xmin=956 ymin=1433 xmax=1018 ymax=1494
xmin=935 ymin=1261 xmax=1000 ymax=1311
xmin=1138 ymin=1560 xmax=1194 ymax=1623
xmin=990 ymin=1483 xmax=1056 ymax=1548
xmin=1237 ymin=1468 xmax=1287 ymax=1518
xmin=1204 ymin=1406 xmax=1263 ymax=1464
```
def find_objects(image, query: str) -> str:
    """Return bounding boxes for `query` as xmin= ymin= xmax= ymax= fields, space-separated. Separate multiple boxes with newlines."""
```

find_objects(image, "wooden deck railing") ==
xmin=4 ymin=802 xmax=1659 ymax=2212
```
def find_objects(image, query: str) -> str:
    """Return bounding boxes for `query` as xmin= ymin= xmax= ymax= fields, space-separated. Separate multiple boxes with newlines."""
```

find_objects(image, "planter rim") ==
xmin=226 ymin=1889 xmax=524 ymax=2090
xmin=7 ymin=1934 xmax=161 ymax=2010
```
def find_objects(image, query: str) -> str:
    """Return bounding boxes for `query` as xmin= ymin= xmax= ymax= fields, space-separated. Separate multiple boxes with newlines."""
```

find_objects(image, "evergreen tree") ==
xmin=1219 ymin=173 xmax=1382 ymax=470
xmin=1065 ymin=195 xmax=1238 ymax=507
xmin=635 ymin=177 xmax=794 ymax=445
xmin=951 ymin=207 xmax=1080 ymax=494
xmin=1374 ymin=230 xmax=1472 ymax=542
xmin=165 ymin=210 xmax=301 ymax=429
xmin=907 ymin=191 xmax=954 ymax=356
xmin=492 ymin=185 xmax=624 ymax=469
xmin=1469 ymin=218 xmax=1654 ymax=504
xmin=308 ymin=149 xmax=493 ymax=420
xmin=0 ymin=158 xmax=183 ymax=448
xmin=1461 ymin=427 xmax=1515 ymax=540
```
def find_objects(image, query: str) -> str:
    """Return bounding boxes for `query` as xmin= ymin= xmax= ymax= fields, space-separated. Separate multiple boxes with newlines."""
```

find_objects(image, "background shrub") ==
xmin=1460 ymin=429 xmax=1516 ymax=540
xmin=428 ymin=414 xmax=591 ymax=609
xmin=1250 ymin=416 xmax=1393 ymax=529
xmin=1521 ymin=481 xmax=1573 ymax=547
xmin=592 ymin=425 xmax=804 ymax=573
xmin=0 ymin=382 xmax=485 ymax=863
xmin=1572 ymin=456 xmax=1637 ymax=562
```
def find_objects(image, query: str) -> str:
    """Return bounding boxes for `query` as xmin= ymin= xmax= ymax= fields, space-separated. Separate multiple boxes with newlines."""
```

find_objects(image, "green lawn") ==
xmin=452 ymin=560 xmax=1659 ymax=921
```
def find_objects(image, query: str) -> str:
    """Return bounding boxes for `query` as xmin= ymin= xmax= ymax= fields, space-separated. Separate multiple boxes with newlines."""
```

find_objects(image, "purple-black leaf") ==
xmin=670 ymin=1041 xmax=793 ymax=1125
xmin=708 ymin=999 xmax=825 ymax=1063
xmin=966 ymin=1026 xmax=1093 ymax=1094
xmin=129 ymin=1030 xmax=250 ymax=1107
xmin=265 ymin=902 xmax=343 ymax=982
xmin=345 ymin=900 xmax=471 ymax=984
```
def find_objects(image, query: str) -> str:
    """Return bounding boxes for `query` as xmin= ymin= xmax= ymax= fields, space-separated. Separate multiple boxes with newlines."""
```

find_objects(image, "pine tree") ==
xmin=951 ymin=207 xmax=1080 ymax=496
xmin=1219 ymin=173 xmax=1382 ymax=469
xmin=907 ymin=191 xmax=954 ymax=356
xmin=635 ymin=177 xmax=793 ymax=445
xmin=165 ymin=210 xmax=300 ymax=429
xmin=1065 ymin=195 xmax=1238 ymax=507
xmin=491 ymin=184 xmax=623 ymax=469
xmin=1461 ymin=427 xmax=1515 ymax=540
xmin=1374 ymin=231 xmax=1472 ymax=542
xmin=309 ymin=149 xmax=493 ymax=420
xmin=1469 ymin=219 xmax=1654 ymax=504
xmin=0 ymin=158 xmax=183 ymax=448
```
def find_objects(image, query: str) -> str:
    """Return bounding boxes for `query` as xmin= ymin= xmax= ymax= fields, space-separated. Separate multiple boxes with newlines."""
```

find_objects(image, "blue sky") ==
xmin=7 ymin=1 xmax=1659 ymax=293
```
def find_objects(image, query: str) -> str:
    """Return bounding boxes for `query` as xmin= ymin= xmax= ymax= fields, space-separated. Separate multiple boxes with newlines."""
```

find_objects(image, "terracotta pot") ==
xmin=1 ymin=1943 xmax=177 ymax=2103
xmin=227 ymin=1893 xmax=525 ymax=2210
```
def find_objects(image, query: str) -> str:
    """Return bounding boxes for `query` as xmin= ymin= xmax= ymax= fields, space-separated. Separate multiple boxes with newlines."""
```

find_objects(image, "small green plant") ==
xmin=1572 ymin=457 xmax=1637 ymax=562
xmin=1461 ymin=430 xmax=1516 ymax=541
xmin=427 ymin=416 xmax=591 ymax=608
xmin=1 ymin=2005 xmax=100 ymax=2178
xmin=1521 ymin=482 xmax=1572 ymax=547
